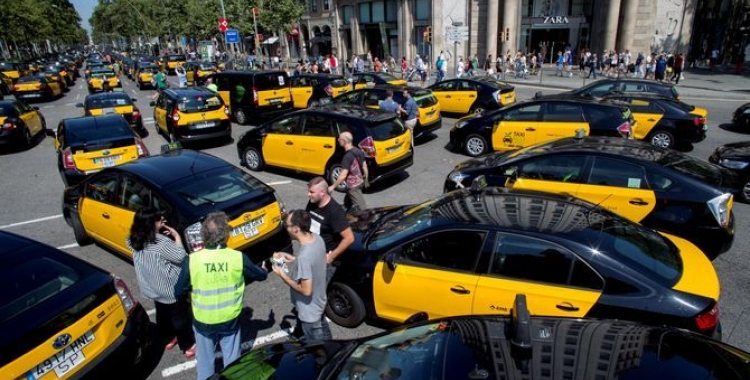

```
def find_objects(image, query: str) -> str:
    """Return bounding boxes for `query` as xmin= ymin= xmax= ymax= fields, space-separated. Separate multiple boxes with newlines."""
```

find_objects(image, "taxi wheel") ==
xmin=21 ymin=127 xmax=33 ymax=148
xmin=234 ymin=109 xmax=248 ymax=125
xmin=242 ymin=147 xmax=265 ymax=171
xmin=325 ymin=282 xmax=366 ymax=328
xmin=70 ymin=213 xmax=93 ymax=246
xmin=741 ymin=179 xmax=750 ymax=203
xmin=648 ymin=130 xmax=674 ymax=149
xmin=327 ymin=164 xmax=347 ymax=192
xmin=464 ymin=134 xmax=488 ymax=157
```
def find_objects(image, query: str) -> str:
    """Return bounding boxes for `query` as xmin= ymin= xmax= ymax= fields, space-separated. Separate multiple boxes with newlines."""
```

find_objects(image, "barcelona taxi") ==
xmin=326 ymin=187 xmax=721 ymax=339
xmin=55 ymin=114 xmax=149 ymax=186
xmin=0 ymin=100 xmax=47 ymax=149
xmin=12 ymin=75 xmax=63 ymax=101
xmin=0 ymin=231 xmax=151 ymax=380
xmin=151 ymin=88 xmax=231 ymax=144
xmin=428 ymin=77 xmax=516 ymax=114
xmin=62 ymin=149 xmax=288 ymax=261
xmin=444 ymin=136 xmax=739 ymax=258
xmin=77 ymin=92 xmax=146 ymax=137
xmin=351 ymin=72 xmax=407 ymax=90
xmin=87 ymin=68 xmax=120 ymax=94
xmin=185 ymin=61 xmax=217 ymax=86
xmin=135 ymin=63 xmax=160 ymax=89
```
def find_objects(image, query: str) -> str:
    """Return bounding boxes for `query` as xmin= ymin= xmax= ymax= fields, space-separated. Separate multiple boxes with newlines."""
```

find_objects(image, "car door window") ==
xmin=395 ymin=230 xmax=485 ymax=272
xmin=363 ymin=91 xmax=381 ymax=107
xmin=432 ymin=81 xmax=454 ymax=91
xmin=490 ymin=233 xmax=602 ymax=289
xmin=589 ymin=83 xmax=620 ymax=97
xmin=544 ymin=103 xmax=584 ymax=122
xmin=504 ymin=104 xmax=541 ymax=122
xmin=517 ymin=155 xmax=587 ymax=182
xmin=622 ymin=83 xmax=647 ymax=92
xmin=268 ymin=116 xmax=302 ymax=135
xmin=587 ymin=157 xmax=648 ymax=188
xmin=458 ymin=81 xmax=477 ymax=91
xmin=303 ymin=115 xmax=333 ymax=137
xmin=84 ymin=173 xmax=119 ymax=204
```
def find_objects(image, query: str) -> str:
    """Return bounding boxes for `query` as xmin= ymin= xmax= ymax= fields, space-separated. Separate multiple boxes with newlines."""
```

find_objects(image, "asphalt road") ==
xmin=2 ymin=73 xmax=750 ymax=380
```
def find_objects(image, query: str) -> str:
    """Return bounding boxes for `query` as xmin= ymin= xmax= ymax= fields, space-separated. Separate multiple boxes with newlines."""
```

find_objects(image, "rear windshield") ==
xmin=254 ymin=73 xmax=288 ymax=90
xmin=86 ymin=95 xmax=133 ymax=108
xmin=199 ymin=63 xmax=216 ymax=70
xmin=368 ymin=119 xmax=406 ymax=141
xmin=178 ymin=94 xmax=224 ymax=113
xmin=330 ymin=78 xmax=349 ymax=87
xmin=65 ymin=118 xmax=133 ymax=142
xmin=0 ymin=63 xmax=19 ymax=71
xmin=668 ymin=99 xmax=696 ymax=112
xmin=172 ymin=166 xmax=267 ymax=207
xmin=17 ymin=76 xmax=43 ymax=83
xmin=0 ymin=105 xmax=13 ymax=117
xmin=415 ymin=94 xmax=438 ymax=107
xmin=140 ymin=66 xmax=159 ymax=73
xmin=376 ymin=73 xmax=400 ymax=82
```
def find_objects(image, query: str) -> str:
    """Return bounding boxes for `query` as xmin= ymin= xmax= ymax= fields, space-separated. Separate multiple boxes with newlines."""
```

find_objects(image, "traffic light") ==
xmin=500 ymin=30 xmax=506 ymax=41
xmin=505 ymin=27 xmax=510 ymax=42
xmin=423 ymin=27 xmax=432 ymax=43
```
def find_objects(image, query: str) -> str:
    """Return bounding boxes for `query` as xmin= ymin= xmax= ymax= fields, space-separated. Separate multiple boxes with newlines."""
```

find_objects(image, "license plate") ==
xmin=386 ymin=145 xmax=402 ymax=154
xmin=231 ymin=216 xmax=265 ymax=239
xmin=102 ymin=107 xmax=115 ymax=114
xmin=193 ymin=121 xmax=214 ymax=129
xmin=32 ymin=331 xmax=94 ymax=379
xmin=269 ymin=98 xmax=281 ymax=105
xmin=25 ymin=93 xmax=41 ymax=98
xmin=93 ymin=155 xmax=120 ymax=167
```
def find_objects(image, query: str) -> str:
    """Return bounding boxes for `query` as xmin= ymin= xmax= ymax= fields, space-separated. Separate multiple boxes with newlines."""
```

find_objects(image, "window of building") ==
xmin=323 ymin=0 xmax=329 ymax=11
xmin=359 ymin=2 xmax=371 ymax=23
xmin=372 ymin=1 xmax=385 ymax=23
xmin=342 ymin=5 xmax=352 ymax=25
xmin=310 ymin=0 xmax=317 ymax=13
xmin=415 ymin=0 xmax=430 ymax=20
xmin=386 ymin=0 xmax=398 ymax=22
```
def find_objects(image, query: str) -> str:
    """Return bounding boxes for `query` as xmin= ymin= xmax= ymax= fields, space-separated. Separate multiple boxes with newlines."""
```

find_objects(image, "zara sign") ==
xmin=543 ymin=16 xmax=570 ymax=24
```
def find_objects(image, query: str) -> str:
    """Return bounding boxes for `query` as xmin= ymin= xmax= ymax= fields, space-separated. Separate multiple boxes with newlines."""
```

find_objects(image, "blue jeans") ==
xmin=300 ymin=316 xmax=332 ymax=343
xmin=193 ymin=325 xmax=241 ymax=380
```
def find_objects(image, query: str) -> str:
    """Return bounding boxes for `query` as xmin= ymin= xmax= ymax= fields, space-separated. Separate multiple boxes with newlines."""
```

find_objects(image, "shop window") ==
xmin=415 ymin=0 xmax=430 ymax=20
xmin=372 ymin=1 xmax=384 ymax=23
xmin=386 ymin=0 xmax=397 ymax=22
xmin=310 ymin=0 xmax=317 ymax=13
xmin=359 ymin=2 xmax=371 ymax=23
xmin=323 ymin=0 xmax=329 ymax=11
xmin=342 ymin=5 xmax=352 ymax=25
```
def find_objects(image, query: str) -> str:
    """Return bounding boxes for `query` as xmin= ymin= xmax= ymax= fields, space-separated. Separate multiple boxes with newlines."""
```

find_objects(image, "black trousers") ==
xmin=155 ymin=297 xmax=195 ymax=351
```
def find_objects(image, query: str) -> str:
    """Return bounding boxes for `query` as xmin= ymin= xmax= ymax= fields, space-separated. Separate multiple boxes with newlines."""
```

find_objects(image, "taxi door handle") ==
xmin=468 ymin=95 xmax=476 ymax=98
xmin=629 ymin=198 xmax=649 ymax=206
xmin=556 ymin=302 xmax=579 ymax=312
xmin=285 ymin=141 xmax=294 ymax=145
xmin=445 ymin=95 xmax=451 ymax=98
xmin=525 ymin=127 xmax=536 ymax=131
xmin=101 ymin=213 xmax=110 ymax=219
xmin=323 ymin=144 xmax=333 ymax=149
xmin=450 ymin=286 xmax=471 ymax=295
xmin=647 ymin=118 xmax=656 ymax=122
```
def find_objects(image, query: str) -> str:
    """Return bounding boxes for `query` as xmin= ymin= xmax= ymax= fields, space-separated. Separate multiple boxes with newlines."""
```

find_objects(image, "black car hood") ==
xmin=715 ymin=141 xmax=750 ymax=159
xmin=212 ymin=341 xmax=346 ymax=380
xmin=453 ymin=152 xmax=509 ymax=171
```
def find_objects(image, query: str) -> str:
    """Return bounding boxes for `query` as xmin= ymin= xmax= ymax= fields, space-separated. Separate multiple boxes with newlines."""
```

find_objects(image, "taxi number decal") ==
xmin=502 ymin=131 xmax=525 ymax=146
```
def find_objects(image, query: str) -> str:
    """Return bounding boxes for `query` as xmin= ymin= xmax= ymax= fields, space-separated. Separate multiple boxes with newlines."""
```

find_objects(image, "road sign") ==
xmin=225 ymin=29 xmax=240 ymax=43
xmin=446 ymin=26 xmax=469 ymax=42
xmin=218 ymin=17 xmax=228 ymax=33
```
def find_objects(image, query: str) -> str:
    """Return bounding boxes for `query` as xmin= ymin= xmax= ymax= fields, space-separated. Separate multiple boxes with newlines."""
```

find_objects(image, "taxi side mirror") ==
xmin=504 ymin=167 xmax=519 ymax=186
xmin=131 ymin=98 xmax=137 ymax=102
xmin=149 ymin=101 xmax=156 ymax=107
xmin=33 ymin=106 xmax=39 ymax=111
xmin=75 ymin=103 xmax=83 ymax=108
xmin=385 ymin=252 xmax=398 ymax=271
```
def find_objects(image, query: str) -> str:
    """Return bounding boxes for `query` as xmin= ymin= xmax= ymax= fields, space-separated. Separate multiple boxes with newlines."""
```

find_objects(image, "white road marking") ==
xmin=56 ymin=243 xmax=79 ymax=250
xmin=266 ymin=180 xmax=292 ymax=186
xmin=161 ymin=328 xmax=293 ymax=377
xmin=75 ymin=94 xmax=80 ymax=100
xmin=143 ymin=117 xmax=154 ymax=121
xmin=0 ymin=214 xmax=63 ymax=229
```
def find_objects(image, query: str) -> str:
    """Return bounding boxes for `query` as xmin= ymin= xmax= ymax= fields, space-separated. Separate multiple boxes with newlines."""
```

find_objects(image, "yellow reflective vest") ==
xmin=189 ymin=248 xmax=244 ymax=324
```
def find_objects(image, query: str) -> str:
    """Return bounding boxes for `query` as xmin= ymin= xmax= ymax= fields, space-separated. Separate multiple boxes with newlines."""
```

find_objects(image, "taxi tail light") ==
xmin=707 ymin=193 xmax=732 ymax=228
xmin=693 ymin=116 xmax=706 ymax=127
xmin=135 ymin=138 xmax=149 ymax=157
xmin=172 ymin=108 xmax=180 ymax=122
xmin=3 ymin=121 xmax=16 ymax=131
xmin=358 ymin=136 xmax=377 ymax=158
xmin=492 ymin=89 xmax=502 ymax=105
xmin=62 ymin=147 xmax=76 ymax=169
xmin=617 ymin=121 xmax=632 ymax=138
xmin=324 ymin=84 xmax=333 ymax=96
xmin=185 ymin=222 xmax=204 ymax=252
xmin=695 ymin=302 xmax=719 ymax=331
xmin=12 ymin=85 xmax=20 ymax=91
xmin=113 ymin=277 xmax=139 ymax=315
xmin=252 ymin=86 xmax=259 ymax=106
xmin=39 ymin=83 xmax=48 ymax=90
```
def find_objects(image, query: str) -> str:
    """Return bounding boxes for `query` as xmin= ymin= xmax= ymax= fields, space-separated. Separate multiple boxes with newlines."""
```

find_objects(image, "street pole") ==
xmin=158 ymin=0 xmax=174 ymax=52
xmin=253 ymin=7 xmax=262 ymax=68
xmin=218 ymin=0 xmax=232 ymax=60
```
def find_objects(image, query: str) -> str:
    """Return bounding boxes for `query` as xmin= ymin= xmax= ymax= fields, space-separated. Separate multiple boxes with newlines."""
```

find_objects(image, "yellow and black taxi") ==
xmin=135 ymin=63 xmax=160 ymax=90
xmin=61 ymin=149 xmax=288 ymax=261
xmin=444 ymin=136 xmax=740 ymax=259
xmin=709 ymin=141 xmax=750 ymax=203
xmin=207 ymin=71 xmax=293 ymax=125
xmin=150 ymin=88 xmax=231 ymax=144
xmin=42 ymin=67 xmax=69 ymax=93
xmin=0 ymin=100 xmax=46 ymax=150
xmin=44 ymin=63 xmax=74 ymax=86
xmin=165 ymin=54 xmax=186 ymax=74
xmin=84 ymin=61 xmax=104 ymax=79
xmin=602 ymin=93 xmax=708 ymax=149
xmin=87 ymin=68 xmax=121 ymax=94
xmin=351 ymin=71 xmax=407 ymax=90
xmin=184 ymin=61 xmax=217 ymax=86
xmin=427 ymin=77 xmax=516 ymax=115
xmin=326 ymin=187 xmax=721 ymax=339
xmin=0 ymin=231 xmax=151 ymax=380
xmin=12 ymin=75 xmax=63 ymax=101
xmin=536 ymin=78 xmax=680 ymax=100
xmin=448 ymin=98 xmax=634 ymax=157
xmin=77 ymin=92 xmax=146 ymax=137
xmin=236 ymin=104 xmax=413 ymax=190
xmin=290 ymin=73 xmax=351 ymax=108
xmin=0 ymin=62 xmax=25 ymax=82
xmin=332 ymin=85 xmax=442 ymax=139
xmin=55 ymin=114 xmax=149 ymax=186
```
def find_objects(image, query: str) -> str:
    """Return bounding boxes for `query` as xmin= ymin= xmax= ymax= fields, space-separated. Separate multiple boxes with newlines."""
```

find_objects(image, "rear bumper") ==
xmin=369 ymin=149 xmax=414 ymax=184
xmin=0 ymin=128 xmax=26 ymax=145
xmin=174 ymin=119 xmax=231 ymax=142
xmin=683 ymin=214 xmax=734 ymax=260
xmin=416 ymin=115 xmax=442 ymax=137
xmin=13 ymin=91 xmax=49 ymax=100
xmin=237 ymin=223 xmax=289 ymax=263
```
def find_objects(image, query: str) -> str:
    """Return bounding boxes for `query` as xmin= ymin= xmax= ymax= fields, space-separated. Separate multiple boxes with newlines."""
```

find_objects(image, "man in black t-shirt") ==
xmin=305 ymin=176 xmax=354 ymax=282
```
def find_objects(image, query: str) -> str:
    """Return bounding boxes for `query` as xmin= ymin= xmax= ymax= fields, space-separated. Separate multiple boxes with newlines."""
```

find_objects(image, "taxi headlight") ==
xmin=455 ymin=120 xmax=470 ymax=129
xmin=719 ymin=159 xmax=749 ymax=170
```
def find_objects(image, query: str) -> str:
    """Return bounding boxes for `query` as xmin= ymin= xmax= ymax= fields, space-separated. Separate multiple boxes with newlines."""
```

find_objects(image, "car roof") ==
xmin=163 ymin=88 xmax=217 ymax=97
xmin=84 ymin=92 xmax=132 ymax=101
xmin=368 ymin=84 xmax=433 ymax=95
xmin=513 ymin=97 xmax=628 ymax=109
xmin=114 ymin=149 xmax=232 ymax=187
xmin=513 ymin=136 xmax=683 ymax=163
xmin=294 ymin=73 xmax=345 ymax=79
xmin=294 ymin=103 xmax=399 ymax=123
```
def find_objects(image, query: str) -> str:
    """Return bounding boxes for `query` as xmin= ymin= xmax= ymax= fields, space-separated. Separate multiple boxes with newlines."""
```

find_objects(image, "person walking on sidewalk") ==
xmin=328 ymin=131 xmax=368 ymax=213
xmin=555 ymin=51 xmax=564 ymax=76
xmin=672 ymin=53 xmax=685 ymax=84
xmin=174 ymin=212 xmax=269 ymax=380
xmin=586 ymin=54 xmax=598 ymax=79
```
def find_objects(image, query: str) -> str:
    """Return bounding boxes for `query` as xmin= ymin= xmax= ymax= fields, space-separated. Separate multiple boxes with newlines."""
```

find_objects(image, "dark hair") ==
xmin=385 ymin=89 xmax=394 ymax=97
xmin=287 ymin=209 xmax=312 ymax=233
xmin=129 ymin=207 xmax=161 ymax=251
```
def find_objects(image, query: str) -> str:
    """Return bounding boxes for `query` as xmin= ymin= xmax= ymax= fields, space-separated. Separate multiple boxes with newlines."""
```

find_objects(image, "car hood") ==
xmin=453 ymin=152 xmax=510 ymax=172
xmin=713 ymin=141 xmax=750 ymax=159
xmin=212 ymin=341 xmax=346 ymax=380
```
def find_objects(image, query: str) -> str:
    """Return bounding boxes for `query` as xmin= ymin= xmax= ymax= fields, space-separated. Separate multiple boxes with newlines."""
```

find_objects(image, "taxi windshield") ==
xmin=86 ymin=95 xmax=132 ymax=108
xmin=17 ymin=76 xmax=43 ymax=83
xmin=172 ymin=166 xmax=266 ymax=207
xmin=376 ymin=73 xmax=399 ymax=82
xmin=199 ymin=63 xmax=216 ymax=70
xmin=178 ymin=95 xmax=223 ymax=113
xmin=368 ymin=199 xmax=438 ymax=250
xmin=0 ymin=62 xmax=19 ymax=71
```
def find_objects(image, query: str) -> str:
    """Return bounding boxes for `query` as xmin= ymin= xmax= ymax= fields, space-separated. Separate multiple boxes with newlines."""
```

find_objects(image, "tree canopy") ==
xmin=0 ymin=0 xmax=88 ymax=56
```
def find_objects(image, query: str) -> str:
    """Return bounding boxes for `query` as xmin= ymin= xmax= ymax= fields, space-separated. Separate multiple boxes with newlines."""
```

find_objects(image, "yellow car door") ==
xmin=491 ymin=103 xmax=542 ymax=151
xmin=624 ymin=99 xmax=663 ymax=140
xmin=186 ymin=67 xmax=195 ymax=85
xmin=455 ymin=80 xmax=479 ymax=114
xmin=473 ymin=233 xmax=602 ymax=318
xmin=372 ymin=230 xmax=484 ymax=323
xmin=297 ymin=115 xmax=336 ymax=174
xmin=153 ymin=94 xmax=168 ymax=133
xmin=17 ymin=103 xmax=43 ymax=136
xmin=77 ymin=173 xmax=129 ymax=253
xmin=262 ymin=116 xmax=302 ymax=170
xmin=429 ymin=80 xmax=457 ymax=113
xmin=504 ymin=154 xmax=587 ymax=197
xmin=575 ymin=156 xmax=656 ymax=222
xmin=291 ymin=77 xmax=313 ymax=109
xmin=536 ymin=102 xmax=590 ymax=145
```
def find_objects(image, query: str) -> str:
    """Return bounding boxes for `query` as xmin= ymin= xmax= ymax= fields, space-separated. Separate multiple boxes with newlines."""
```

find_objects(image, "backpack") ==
xmin=436 ymin=57 xmax=443 ymax=69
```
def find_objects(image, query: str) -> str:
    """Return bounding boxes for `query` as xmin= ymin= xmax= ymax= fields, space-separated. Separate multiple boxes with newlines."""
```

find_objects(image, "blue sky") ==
xmin=71 ymin=0 xmax=97 ymax=32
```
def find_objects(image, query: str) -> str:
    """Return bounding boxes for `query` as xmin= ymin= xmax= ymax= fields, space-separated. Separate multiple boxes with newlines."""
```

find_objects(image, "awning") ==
xmin=262 ymin=37 xmax=279 ymax=44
